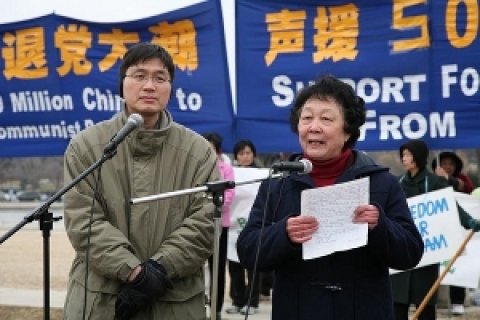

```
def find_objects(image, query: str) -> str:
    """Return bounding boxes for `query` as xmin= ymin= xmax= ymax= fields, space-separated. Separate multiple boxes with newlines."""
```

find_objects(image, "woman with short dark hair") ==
xmin=237 ymin=75 xmax=425 ymax=320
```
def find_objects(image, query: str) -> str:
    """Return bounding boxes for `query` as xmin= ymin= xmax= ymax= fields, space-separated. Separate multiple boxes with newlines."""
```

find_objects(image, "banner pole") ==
xmin=411 ymin=227 xmax=477 ymax=319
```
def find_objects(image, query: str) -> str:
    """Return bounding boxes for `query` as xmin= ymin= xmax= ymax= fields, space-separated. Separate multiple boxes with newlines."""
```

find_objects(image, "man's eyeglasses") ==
xmin=125 ymin=73 xmax=170 ymax=84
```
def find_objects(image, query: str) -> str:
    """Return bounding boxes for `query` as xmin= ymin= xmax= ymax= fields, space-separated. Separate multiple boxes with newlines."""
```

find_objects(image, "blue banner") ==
xmin=236 ymin=0 xmax=480 ymax=152
xmin=0 ymin=1 xmax=234 ymax=157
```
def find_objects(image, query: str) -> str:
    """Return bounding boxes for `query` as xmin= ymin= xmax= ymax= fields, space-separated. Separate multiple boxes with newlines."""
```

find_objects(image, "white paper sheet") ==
xmin=301 ymin=177 xmax=370 ymax=260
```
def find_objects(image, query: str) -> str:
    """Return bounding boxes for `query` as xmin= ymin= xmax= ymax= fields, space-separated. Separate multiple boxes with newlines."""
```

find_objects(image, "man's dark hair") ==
xmin=118 ymin=43 xmax=175 ymax=97
xmin=202 ymin=132 xmax=223 ymax=154
xmin=233 ymin=140 xmax=257 ymax=160
xmin=288 ymin=74 xmax=366 ymax=149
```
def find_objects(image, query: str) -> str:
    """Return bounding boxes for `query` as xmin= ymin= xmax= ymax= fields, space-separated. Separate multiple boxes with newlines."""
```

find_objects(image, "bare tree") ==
xmin=0 ymin=158 xmax=15 ymax=181
xmin=42 ymin=157 xmax=64 ymax=189
xmin=0 ymin=157 xmax=63 ymax=190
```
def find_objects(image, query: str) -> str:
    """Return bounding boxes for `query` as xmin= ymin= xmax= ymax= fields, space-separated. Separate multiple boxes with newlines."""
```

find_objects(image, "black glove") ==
xmin=115 ymin=260 xmax=172 ymax=320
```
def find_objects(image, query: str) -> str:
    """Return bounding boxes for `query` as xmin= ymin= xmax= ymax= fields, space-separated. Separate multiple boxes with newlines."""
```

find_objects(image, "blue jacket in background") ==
xmin=237 ymin=150 xmax=424 ymax=320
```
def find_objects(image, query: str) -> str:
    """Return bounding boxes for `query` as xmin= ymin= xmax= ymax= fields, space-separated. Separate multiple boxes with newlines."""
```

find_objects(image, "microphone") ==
xmin=104 ymin=113 xmax=144 ymax=153
xmin=271 ymin=159 xmax=313 ymax=174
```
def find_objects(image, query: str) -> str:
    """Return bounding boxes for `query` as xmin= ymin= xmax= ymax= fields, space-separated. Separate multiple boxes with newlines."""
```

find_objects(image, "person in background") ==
xmin=202 ymin=132 xmax=235 ymax=320
xmin=225 ymin=140 xmax=262 ymax=316
xmin=62 ymin=43 xmax=220 ymax=320
xmin=432 ymin=151 xmax=475 ymax=316
xmin=233 ymin=140 xmax=258 ymax=168
xmin=237 ymin=74 xmax=425 ymax=320
xmin=235 ymin=140 xmax=274 ymax=300
xmin=432 ymin=151 xmax=474 ymax=194
xmin=392 ymin=140 xmax=480 ymax=320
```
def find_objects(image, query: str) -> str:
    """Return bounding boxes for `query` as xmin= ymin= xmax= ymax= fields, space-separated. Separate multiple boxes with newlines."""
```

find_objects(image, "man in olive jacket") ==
xmin=63 ymin=43 xmax=220 ymax=320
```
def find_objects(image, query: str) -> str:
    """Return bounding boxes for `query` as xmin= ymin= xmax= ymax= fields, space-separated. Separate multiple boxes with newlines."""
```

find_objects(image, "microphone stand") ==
xmin=130 ymin=172 xmax=285 ymax=320
xmin=0 ymin=149 xmax=117 ymax=320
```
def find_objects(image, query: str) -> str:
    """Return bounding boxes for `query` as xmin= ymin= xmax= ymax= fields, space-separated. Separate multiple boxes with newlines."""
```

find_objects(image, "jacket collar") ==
xmin=287 ymin=150 xmax=387 ymax=186
xmin=118 ymin=110 xmax=173 ymax=157
xmin=402 ymin=168 xmax=428 ymax=183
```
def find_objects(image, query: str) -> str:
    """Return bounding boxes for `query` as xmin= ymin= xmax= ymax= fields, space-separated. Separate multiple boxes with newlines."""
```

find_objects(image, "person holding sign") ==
xmin=392 ymin=140 xmax=480 ymax=320
xmin=236 ymin=75 xmax=424 ymax=320
xmin=432 ymin=151 xmax=474 ymax=195
xmin=432 ymin=151 xmax=475 ymax=316
xmin=226 ymin=140 xmax=262 ymax=316
xmin=202 ymin=131 xmax=235 ymax=320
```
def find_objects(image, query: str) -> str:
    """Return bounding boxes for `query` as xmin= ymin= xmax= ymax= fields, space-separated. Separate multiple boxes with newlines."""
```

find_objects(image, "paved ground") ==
xmin=1 ymin=288 xmax=480 ymax=319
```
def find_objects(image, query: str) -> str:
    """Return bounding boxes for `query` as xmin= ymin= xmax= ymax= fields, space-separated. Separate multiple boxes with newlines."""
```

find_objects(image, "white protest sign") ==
xmin=391 ymin=187 xmax=465 ymax=273
xmin=227 ymin=167 xmax=270 ymax=262
xmin=440 ymin=238 xmax=480 ymax=288
xmin=440 ymin=193 xmax=480 ymax=288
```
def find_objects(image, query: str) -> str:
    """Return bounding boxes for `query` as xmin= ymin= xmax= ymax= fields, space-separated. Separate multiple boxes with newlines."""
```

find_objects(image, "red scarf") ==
xmin=304 ymin=149 xmax=354 ymax=187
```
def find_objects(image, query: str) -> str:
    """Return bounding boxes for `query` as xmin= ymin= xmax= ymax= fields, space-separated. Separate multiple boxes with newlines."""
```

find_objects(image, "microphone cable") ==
xmin=82 ymin=163 xmax=104 ymax=320
xmin=243 ymin=167 xmax=286 ymax=319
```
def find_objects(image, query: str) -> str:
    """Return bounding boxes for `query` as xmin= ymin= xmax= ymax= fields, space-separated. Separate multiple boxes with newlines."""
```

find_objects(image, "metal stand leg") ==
xmin=39 ymin=211 xmax=61 ymax=320
xmin=210 ymin=191 xmax=224 ymax=320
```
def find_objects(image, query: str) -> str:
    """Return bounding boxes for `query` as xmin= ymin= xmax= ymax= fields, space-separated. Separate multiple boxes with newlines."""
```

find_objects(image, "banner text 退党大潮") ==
xmin=0 ymin=0 xmax=234 ymax=157
xmin=235 ymin=0 xmax=480 ymax=153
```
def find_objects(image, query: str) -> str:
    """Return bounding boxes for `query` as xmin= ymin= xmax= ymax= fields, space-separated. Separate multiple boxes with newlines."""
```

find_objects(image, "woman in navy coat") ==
xmin=236 ymin=75 xmax=424 ymax=320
